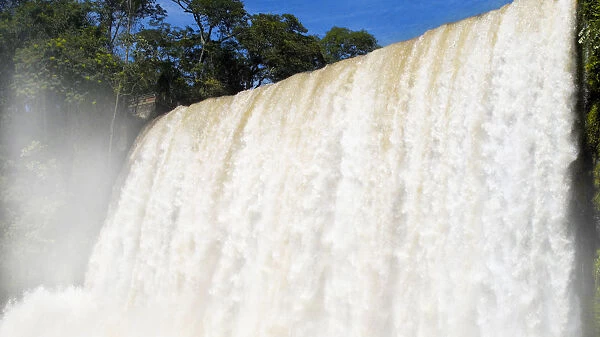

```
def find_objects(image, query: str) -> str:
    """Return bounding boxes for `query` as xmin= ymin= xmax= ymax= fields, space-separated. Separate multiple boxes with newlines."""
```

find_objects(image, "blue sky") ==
xmin=159 ymin=0 xmax=513 ymax=46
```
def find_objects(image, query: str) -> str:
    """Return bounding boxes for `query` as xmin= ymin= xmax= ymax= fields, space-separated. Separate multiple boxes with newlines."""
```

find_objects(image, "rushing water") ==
xmin=0 ymin=0 xmax=581 ymax=336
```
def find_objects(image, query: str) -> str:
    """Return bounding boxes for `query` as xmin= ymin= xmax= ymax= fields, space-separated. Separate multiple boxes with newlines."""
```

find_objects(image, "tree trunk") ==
xmin=108 ymin=88 xmax=120 ymax=166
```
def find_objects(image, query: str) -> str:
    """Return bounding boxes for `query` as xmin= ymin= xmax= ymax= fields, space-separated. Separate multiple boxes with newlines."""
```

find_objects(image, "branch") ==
xmin=110 ymin=16 xmax=125 ymax=48
xmin=218 ymin=31 xmax=237 ymax=43
xmin=172 ymin=0 xmax=191 ymax=12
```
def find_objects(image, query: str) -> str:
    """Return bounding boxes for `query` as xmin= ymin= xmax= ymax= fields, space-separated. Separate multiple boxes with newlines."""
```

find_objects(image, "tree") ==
xmin=0 ymin=0 xmax=97 ymax=118
xmin=132 ymin=24 xmax=193 ymax=110
xmin=93 ymin=0 xmax=166 ymax=53
xmin=237 ymin=13 xmax=325 ymax=86
xmin=172 ymin=0 xmax=246 ymax=69
xmin=90 ymin=0 xmax=166 ymax=160
xmin=320 ymin=26 xmax=379 ymax=63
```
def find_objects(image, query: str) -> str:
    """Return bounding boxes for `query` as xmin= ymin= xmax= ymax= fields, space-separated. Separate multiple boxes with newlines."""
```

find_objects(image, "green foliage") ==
xmin=580 ymin=0 xmax=600 ymax=211
xmin=94 ymin=0 xmax=166 ymax=52
xmin=579 ymin=1 xmax=600 ymax=335
xmin=131 ymin=25 xmax=195 ymax=107
xmin=320 ymin=26 xmax=380 ymax=63
xmin=238 ymin=13 xmax=325 ymax=85
xmin=14 ymin=30 xmax=118 ymax=103
xmin=173 ymin=0 xmax=246 ymax=40
xmin=588 ymin=103 xmax=600 ymax=157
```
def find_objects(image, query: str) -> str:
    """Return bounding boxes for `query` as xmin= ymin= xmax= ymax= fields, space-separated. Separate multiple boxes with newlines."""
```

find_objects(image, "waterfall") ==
xmin=0 ymin=0 xmax=581 ymax=336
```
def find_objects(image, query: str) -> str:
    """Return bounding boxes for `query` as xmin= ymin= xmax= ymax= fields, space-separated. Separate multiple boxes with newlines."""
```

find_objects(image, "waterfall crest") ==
xmin=0 ymin=0 xmax=581 ymax=336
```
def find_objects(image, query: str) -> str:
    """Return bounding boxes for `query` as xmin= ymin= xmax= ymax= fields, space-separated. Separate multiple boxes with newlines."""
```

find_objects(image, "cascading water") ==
xmin=0 ymin=0 xmax=581 ymax=336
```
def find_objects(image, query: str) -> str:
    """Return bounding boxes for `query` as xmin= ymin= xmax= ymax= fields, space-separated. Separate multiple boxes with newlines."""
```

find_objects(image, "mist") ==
xmin=0 ymin=69 xmax=145 ymax=306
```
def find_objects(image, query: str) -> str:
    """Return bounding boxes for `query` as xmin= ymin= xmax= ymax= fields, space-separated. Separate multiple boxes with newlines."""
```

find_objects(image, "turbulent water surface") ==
xmin=0 ymin=0 xmax=581 ymax=336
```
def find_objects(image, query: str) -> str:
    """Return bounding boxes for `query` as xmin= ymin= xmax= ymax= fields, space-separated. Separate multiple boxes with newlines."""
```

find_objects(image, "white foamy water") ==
xmin=0 ymin=0 xmax=580 ymax=336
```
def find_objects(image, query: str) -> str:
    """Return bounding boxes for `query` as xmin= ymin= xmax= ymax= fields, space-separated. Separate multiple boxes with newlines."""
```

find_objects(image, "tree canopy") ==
xmin=238 ymin=13 xmax=325 ymax=85
xmin=320 ymin=26 xmax=380 ymax=63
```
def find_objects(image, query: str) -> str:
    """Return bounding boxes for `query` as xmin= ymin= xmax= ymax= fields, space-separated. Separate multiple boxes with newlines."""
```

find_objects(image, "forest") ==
xmin=0 ymin=0 xmax=379 ymax=305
